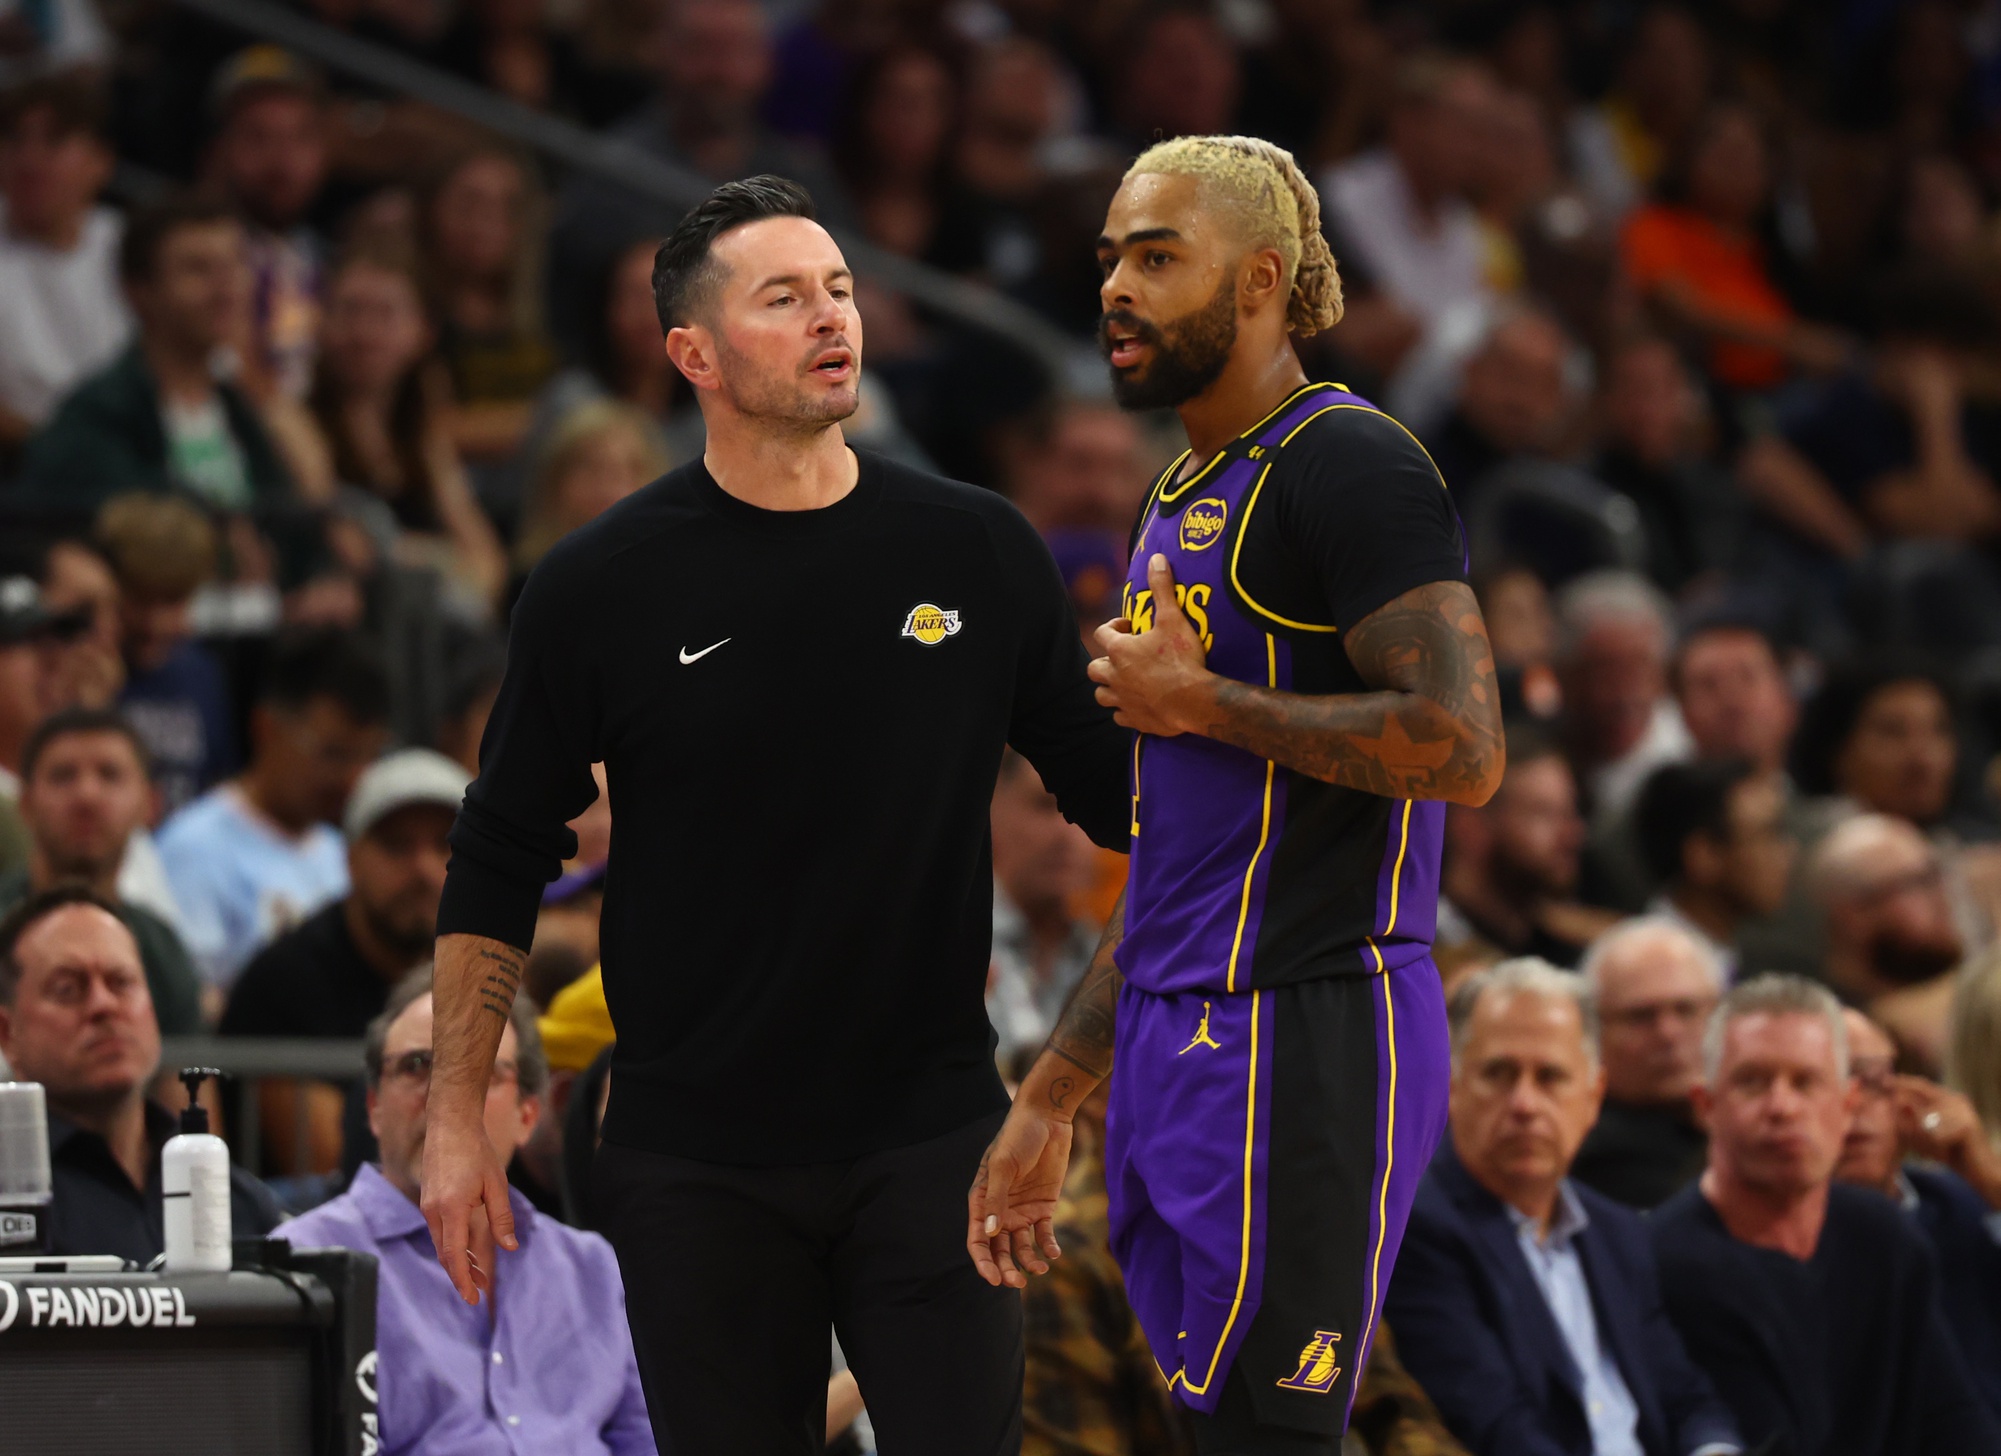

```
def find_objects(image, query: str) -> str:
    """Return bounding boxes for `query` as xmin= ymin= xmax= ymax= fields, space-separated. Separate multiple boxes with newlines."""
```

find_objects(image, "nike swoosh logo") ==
xmin=679 ymin=639 xmax=730 ymax=664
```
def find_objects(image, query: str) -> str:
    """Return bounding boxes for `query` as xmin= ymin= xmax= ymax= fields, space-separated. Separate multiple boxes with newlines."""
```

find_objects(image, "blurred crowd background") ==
xmin=6 ymin=0 xmax=2001 ymax=1452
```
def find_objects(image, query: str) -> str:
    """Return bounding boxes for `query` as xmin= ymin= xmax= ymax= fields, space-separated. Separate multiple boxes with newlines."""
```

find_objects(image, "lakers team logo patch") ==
xmin=1276 ymin=1331 xmax=1343 ymax=1394
xmin=1179 ymin=497 xmax=1228 ymax=552
xmin=900 ymin=603 xmax=963 ymax=645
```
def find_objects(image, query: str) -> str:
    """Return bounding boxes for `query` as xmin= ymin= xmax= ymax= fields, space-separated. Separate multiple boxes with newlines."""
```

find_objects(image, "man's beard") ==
xmin=716 ymin=334 xmax=860 ymax=432
xmin=1100 ymin=277 xmax=1238 ymax=411
xmin=360 ymin=896 xmax=440 ymax=967
xmin=1867 ymin=928 xmax=1963 ymax=986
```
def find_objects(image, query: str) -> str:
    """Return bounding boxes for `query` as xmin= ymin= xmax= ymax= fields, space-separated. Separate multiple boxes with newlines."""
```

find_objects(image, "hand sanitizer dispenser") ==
xmin=162 ymin=1067 xmax=232 ymax=1274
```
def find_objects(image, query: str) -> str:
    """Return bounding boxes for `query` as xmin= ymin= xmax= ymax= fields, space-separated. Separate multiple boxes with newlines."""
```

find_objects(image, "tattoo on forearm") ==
xmin=1201 ymin=580 xmax=1504 ymax=804
xmin=1045 ymin=897 xmax=1124 ymax=1083
xmin=474 ymin=947 xmax=525 ymax=1023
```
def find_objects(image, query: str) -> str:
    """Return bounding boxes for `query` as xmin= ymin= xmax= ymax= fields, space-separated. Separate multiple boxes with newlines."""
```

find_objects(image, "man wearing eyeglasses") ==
xmin=1571 ymin=918 xmax=1724 ymax=1210
xmin=275 ymin=966 xmax=658 ymax=1456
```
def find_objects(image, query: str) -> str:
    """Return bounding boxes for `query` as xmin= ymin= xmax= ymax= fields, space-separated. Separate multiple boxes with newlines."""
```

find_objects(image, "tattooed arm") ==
xmin=968 ymin=894 xmax=1124 ymax=1287
xmin=421 ymin=932 xmax=529 ymax=1307
xmin=1091 ymin=556 xmax=1505 ymax=805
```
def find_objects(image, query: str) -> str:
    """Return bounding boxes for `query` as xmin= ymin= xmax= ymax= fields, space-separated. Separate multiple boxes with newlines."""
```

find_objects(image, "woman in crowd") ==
xmin=1621 ymin=100 xmax=1854 ymax=395
xmin=508 ymin=399 xmax=668 ymax=609
xmin=309 ymin=246 xmax=507 ymax=611
xmin=832 ymin=42 xmax=987 ymax=272
xmin=419 ymin=145 xmax=556 ymax=464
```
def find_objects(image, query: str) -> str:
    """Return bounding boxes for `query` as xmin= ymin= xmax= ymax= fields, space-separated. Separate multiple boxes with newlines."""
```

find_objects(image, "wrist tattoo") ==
xmin=474 ymin=948 xmax=524 ymax=1022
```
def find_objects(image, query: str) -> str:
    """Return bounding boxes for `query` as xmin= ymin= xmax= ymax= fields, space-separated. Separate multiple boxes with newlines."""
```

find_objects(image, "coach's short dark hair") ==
xmin=20 ymin=707 xmax=151 ymax=785
xmin=0 ymin=885 xmax=127 ymax=1005
xmin=119 ymin=193 xmax=239 ymax=285
xmin=257 ymin=630 xmax=391 ymax=725
xmin=652 ymin=175 xmax=817 ymax=331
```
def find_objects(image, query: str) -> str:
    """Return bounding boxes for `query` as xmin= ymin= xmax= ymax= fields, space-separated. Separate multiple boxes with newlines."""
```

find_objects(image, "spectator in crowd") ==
xmin=1592 ymin=335 xmax=1747 ymax=591
xmin=1323 ymin=52 xmax=1495 ymax=344
xmin=1417 ymin=304 xmax=1581 ymax=518
xmin=0 ymin=886 xmax=281 ymax=1263
xmin=16 ymin=193 xmax=295 ymax=513
xmin=509 ymin=400 xmax=669 ymax=609
xmin=428 ymin=0 xmax=646 ymax=128
xmin=1835 ymin=1008 xmax=2001 ymax=1422
xmin=308 ymin=246 xmax=507 ymax=609
xmin=419 ymin=145 xmax=555 ymax=463
xmin=94 ymin=492 xmax=235 ymax=816
xmin=1109 ymin=5 xmax=1241 ymax=156
xmin=36 ymin=534 xmax=121 ymax=711
xmin=0 ymin=577 xmax=73 ymax=871
xmin=1621 ymin=100 xmax=1850 ymax=394
xmin=1004 ymin=401 xmax=1151 ymax=538
xmin=158 ymin=630 xmax=389 ymax=992
xmin=0 ymin=708 xmax=201 ymax=1034
xmin=1475 ymin=564 xmax=1559 ymax=720
xmin=1632 ymin=758 xmax=1794 ymax=974
xmin=1783 ymin=270 xmax=2001 ymax=547
xmin=832 ymin=43 xmax=980 ymax=271
xmin=1592 ymin=3 xmax=1709 ymax=206
xmin=0 ymin=71 xmax=128 ymax=457
xmin=222 ymin=748 xmax=465 ymax=1174
xmin=203 ymin=47 xmax=330 ymax=402
xmin=1389 ymin=957 xmax=1743 ymax=1456
xmin=433 ymin=639 xmax=504 ymax=778
xmin=1652 ymin=974 xmax=2000 ymax=1454
xmin=1669 ymin=622 xmax=1797 ymax=780
xmin=987 ymin=748 xmax=1101 ymax=1069
xmin=1442 ymin=726 xmax=1612 ymax=967
xmin=546 ymin=0 xmax=848 ymax=353
xmin=1950 ymin=943 xmax=2001 ymax=1155
xmin=1571 ymin=917 xmax=1722 ymax=1209
xmin=1805 ymin=813 xmax=1964 ymax=1074
xmin=275 ymin=968 xmax=657 ymax=1455
xmin=1554 ymin=571 xmax=1692 ymax=827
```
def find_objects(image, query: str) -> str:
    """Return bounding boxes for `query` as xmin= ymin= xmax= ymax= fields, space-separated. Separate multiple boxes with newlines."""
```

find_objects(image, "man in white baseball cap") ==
xmin=220 ymin=748 xmax=469 ymax=1174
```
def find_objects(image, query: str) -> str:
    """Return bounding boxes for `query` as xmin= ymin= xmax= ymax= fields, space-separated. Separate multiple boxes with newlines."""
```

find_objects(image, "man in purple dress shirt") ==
xmin=277 ymin=969 xmax=655 ymax=1456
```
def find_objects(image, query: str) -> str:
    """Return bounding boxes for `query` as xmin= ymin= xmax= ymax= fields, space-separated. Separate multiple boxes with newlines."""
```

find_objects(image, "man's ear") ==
xmin=513 ymin=1087 xmax=541 ymax=1151
xmin=665 ymin=324 xmax=720 ymax=393
xmin=1238 ymin=247 xmax=1287 ymax=314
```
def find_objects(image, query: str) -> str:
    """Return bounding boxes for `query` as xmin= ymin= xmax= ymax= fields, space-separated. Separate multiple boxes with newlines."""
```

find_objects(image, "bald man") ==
xmin=1807 ymin=814 xmax=1963 ymax=1073
xmin=1571 ymin=918 xmax=1724 ymax=1209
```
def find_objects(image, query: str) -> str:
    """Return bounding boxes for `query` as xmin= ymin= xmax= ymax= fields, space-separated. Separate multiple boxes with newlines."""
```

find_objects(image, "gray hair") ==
xmin=364 ymin=965 xmax=549 ymax=1099
xmin=1552 ymin=570 xmax=1673 ymax=663
xmin=1701 ymin=973 xmax=1848 ymax=1086
xmin=1579 ymin=916 xmax=1725 ymax=998
xmin=1449 ymin=956 xmax=1600 ymax=1068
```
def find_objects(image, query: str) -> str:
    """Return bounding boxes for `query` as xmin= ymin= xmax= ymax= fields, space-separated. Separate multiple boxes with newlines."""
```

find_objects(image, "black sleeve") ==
xmin=436 ymin=547 xmax=606 ymax=952
xmin=1276 ymin=412 xmax=1467 ymax=631
xmin=986 ymin=499 xmax=1132 ymax=852
xmin=1904 ymin=1231 xmax=2001 ymax=1451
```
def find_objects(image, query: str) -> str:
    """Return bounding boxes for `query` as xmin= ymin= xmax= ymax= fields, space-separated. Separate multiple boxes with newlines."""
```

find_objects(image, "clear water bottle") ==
xmin=0 ymin=1080 xmax=52 ymax=1254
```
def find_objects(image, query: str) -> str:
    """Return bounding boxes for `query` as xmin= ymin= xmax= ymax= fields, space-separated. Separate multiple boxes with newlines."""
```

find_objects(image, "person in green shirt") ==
xmin=0 ymin=706 xmax=203 ymax=1034
xmin=15 ymin=194 xmax=294 ymax=517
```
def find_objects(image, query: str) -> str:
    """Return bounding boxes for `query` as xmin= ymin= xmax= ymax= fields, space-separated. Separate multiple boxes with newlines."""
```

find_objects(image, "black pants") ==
xmin=594 ymin=1110 xmax=1023 ymax=1455
xmin=1188 ymin=1368 xmax=1342 ymax=1455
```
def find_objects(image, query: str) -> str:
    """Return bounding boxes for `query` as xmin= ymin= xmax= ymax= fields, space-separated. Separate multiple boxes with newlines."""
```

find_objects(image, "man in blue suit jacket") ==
xmin=1387 ymin=958 xmax=1743 ymax=1456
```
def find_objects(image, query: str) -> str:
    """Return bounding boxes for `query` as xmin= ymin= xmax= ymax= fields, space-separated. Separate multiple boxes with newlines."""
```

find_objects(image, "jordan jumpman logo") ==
xmin=1178 ymin=1001 xmax=1224 ymax=1055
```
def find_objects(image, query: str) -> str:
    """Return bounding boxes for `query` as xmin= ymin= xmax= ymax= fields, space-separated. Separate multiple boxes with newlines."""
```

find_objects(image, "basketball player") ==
xmin=970 ymin=136 xmax=1505 ymax=1454
xmin=424 ymin=177 xmax=1128 ymax=1454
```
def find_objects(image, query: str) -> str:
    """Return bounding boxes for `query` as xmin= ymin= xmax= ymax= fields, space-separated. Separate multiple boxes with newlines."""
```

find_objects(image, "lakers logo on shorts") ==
xmin=1179 ymin=498 xmax=1228 ymax=552
xmin=900 ymin=603 xmax=962 ymax=645
xmin=1275 ymin=1331 xmax=1343 ymax=1394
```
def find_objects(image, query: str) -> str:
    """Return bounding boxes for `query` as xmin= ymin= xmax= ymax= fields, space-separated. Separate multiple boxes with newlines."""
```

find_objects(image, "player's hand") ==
xmin=421 ymin=1107 xmax=517 ymax=1306
xmin=1089 ymin=554 xmax=1212 ymax=737
xmin=968 ymin=1100 xmax=1073 ymax=1288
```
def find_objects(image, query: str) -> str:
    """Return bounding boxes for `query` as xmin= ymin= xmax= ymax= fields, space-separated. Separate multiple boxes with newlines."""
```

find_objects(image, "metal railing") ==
xmin=168 ymin=0 xmax=1096 ymax=388
xmin=161 ymin=1036 xmax=366 ymax=1180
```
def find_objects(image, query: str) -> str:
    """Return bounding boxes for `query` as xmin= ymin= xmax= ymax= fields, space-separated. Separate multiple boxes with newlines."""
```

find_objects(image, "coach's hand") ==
xmin=422 ymin=1107 xmax=517 ymax=1307
xmin=1090 ymin=554 xmax=1212 ymax=737
xmin=968 ymin=1097 xmax=1072 ymax=1288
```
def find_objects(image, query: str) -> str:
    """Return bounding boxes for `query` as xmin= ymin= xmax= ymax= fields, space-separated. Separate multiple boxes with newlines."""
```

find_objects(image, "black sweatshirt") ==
xmin=438 ymin=451 xmax=1130 ymax=1164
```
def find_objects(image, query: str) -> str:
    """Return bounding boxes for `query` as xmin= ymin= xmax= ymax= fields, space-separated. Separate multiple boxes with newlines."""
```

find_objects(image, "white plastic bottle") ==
xmin=162 ymin=1067 xmax=232 ymax=1274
